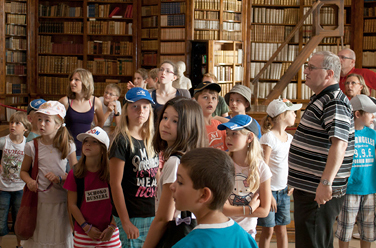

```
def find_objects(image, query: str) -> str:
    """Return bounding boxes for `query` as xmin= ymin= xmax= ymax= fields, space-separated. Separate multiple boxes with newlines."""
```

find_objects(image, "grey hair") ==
xmin=314 ymin=51 xmax=341 ymax=82
xmin=341 ymin=48 xmax=356 ymax=60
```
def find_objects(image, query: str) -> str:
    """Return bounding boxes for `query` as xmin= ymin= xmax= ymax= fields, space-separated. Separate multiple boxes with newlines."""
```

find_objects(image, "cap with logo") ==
xmin=27 ymin=99 xmax=46 ymax=115
xmin=124 ymin=87 xmax=155 ymax=104
xmin=266 ymin=98 xmax=302 ymax=118
xmin=350 ymin=94 xmax=376 ymax=113
xmin=77 ymin=126 xmax=110 ymax=150
xmin=218 ymin=114 xmax=259 ymax=137
xmin=194 ymin=81 xmax=221 ymax=95
xmin=36 ymin=101 xmax=66 ymax=119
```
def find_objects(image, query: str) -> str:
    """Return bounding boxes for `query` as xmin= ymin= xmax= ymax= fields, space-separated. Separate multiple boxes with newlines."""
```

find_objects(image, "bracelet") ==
xmin=80 ymin=222 xmax=88 ymax=228
xmin=109 ymin=223 xmax=116 ymax=229
xmin=114 ymin=112 xmax=120 ymax=116
xmin=58 ymin=176 xmax=62 ymax=184
xmin=248 ymin=205 xmax=253 ymax=215
xmin=242 ymin=206 xmax=246 ymax=215
xmin=108 ymin=225 xmax=116 ymax=231
xmin=85 ymin=224 xmax=93 ymax=234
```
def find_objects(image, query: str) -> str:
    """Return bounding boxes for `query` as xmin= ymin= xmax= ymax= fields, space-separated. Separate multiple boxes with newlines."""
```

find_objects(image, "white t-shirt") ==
xmin=230 ymin=160 xmax=272 ymax=236
xmin=25 ymin=139 xmax=76 ymax=203
xmin=260 ymin=131 xmax=293 ymax=191
xmin=0 ymin=135 xmax=26 ymax=191
xmin=96 ymin=96 xmax=122 ymax=127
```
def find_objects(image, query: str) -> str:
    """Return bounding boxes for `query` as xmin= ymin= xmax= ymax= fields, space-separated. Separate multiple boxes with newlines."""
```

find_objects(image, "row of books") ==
xmin=223 ymin=12 xmax=241 ymax=21
xmin=38 ymin=77 xmax=68 ymax=95
xmin=141 ymin=40 xmax=158 ymax=50
xmin=363 ymin=36 xmax=376 ymax=50
xmin=194 ymin=30 xmax=218 ymax=40
xmin=252 ymin=8 xmax=299 ymax=25
xmin=87 ymin=21 xmax=132 ymax=35
xmin=194 ymin=20 xmax=219 ymax=30
xmin=251 ymin=25 xmax=285 ymax=43
xmin=364 ymin=6 xmax=376 ymax=17
xmin=88 ymin=4 xmax=133 ymax=18
xmin=252 ymin=0 xmax=299 ymax=5
xmin=6 ymin=51 xmax=26 ymax=63
xmin=141 ymin=5 xmax=158 ymax=16
xmin=161 ymin=28 xmax=185 ymax=40
xmin=213 ymin=65 xmax=243 ymax=83
xmin=6 ymin=37 xmax=27 ymax=50
xmin=161 ymin=2 xmax=186 ymax=15
xmin=214 ymin=50 xmax=242 ymax=64
xmin=364 ymin=19 xmax=376 ymax=32
xmin=160 ymin=42 xmax=185 ymax=54
xmin=39 ymin=22 xmax=82 ymax=34
xmin=88 ymin=0 xmax=132 ymax=2
xmin=6 ymin=14 xmax=26 ymax=25
xmin=5 ymin=2 xmax=26 ymax=14
xmin=86 ymin=58 xmax=133 ymax=75
xmin=223 ymin=0 xmax=241 ymax=12
xmin=194 ymin=0 xmax=220 ymax=10
xmin=251 ymin=62 xmax=293 ymax=80
xmin=38 ymin=56 xmax=83 ymax=74
xmin=5 ymin=97 xmax=28 ymax=106
xmin=38 ymin=36 xmax=84 ymax=54
xmin=6 ymin=25 xmax=26 ymax=36
xmin=285 ymin=26 xmax=299 ymax=42
xmin=39 ymin=4 xmax=82 ymax=17
xmin=218 ymin=83 xmax=235 ymax=97
xmin=363 ymin=52 xmax=376 ymax=67
xmin=251 ymin=82 xmax=313 ymax=100
xmin=142 ymin=16 xmax=158 ymax=28
xmin=160 ymin=55 xmax=185 ymax=63
xmin=141 ymin=28 xmax=158 ymax=39
xmin=5 ymin=83 xmax=26 ymax=94
xmin=223 ymin=22 xmax=241 ymax=31
xmin=88 ymin=41 xmax=133 ymax=56
xmin=160 ymin=15 xmax=185 ymax=26
xmin=223 ymin=30 xmax=242 ymax=41
xmin=304 ymin=0 xmax=351 ymax=4
xmin=251 ymin=43 xmax=299 ymax=62
xmin=142 ymin=52 xmax=157 ymax=66
xmin=194 ymin=10 xmax=219 ymax=20
xmin=6 ymin=65 xmax=26 ymax=75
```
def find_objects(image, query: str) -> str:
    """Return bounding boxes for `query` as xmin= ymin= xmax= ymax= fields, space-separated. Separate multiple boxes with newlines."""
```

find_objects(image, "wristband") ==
xmin=58 ymin=176 xmax=62 ymax=184
xmin=114 ymin=112 xmax=120 ymax=116
xmin=85 ymin=224 xmax=93 ymax=234
xmin=108 ymin=225 xmax=115 ymax=231
xmin=248 ymin=205 xmax=253 ymax=215
xmin=242 ymin=206 xmax=246 ymax=215
xmin=81 ymin=222 xmax=88 ymax=228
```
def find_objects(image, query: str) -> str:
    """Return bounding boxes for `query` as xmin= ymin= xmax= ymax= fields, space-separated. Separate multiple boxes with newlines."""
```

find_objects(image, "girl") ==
xmin=258 ymin=99 xmax=301 ymax=248
xmin=20 ymin=101 xmax=77 ymax=248
xmin=59 ymin=68 xmax=104 ymax=159
xmin=219 ymin=114 xmax=272 ymax=239
xmin=64 ymin=127 xmax=121 ymax=248
xmin=0 ymin=111 xmax=31 ymax=248
xmin=143 ymin=96 xmax=207 ymax=248
xmin=109 ymin=87 xmax=159 ymax=248
xmin=127 ymin=68 xmax=149 ymax=89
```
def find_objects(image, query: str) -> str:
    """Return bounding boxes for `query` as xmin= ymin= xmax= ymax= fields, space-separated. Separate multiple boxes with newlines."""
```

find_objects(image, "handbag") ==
xmin=156 ymin=211 xmax=197 ymax=248
xmin=15 ymin=139 xmax=39 ymax=240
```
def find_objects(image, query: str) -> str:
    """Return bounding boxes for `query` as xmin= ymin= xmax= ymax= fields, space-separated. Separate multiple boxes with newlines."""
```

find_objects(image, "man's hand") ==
xmin=315 ymin=183 xmax=332 ymax=207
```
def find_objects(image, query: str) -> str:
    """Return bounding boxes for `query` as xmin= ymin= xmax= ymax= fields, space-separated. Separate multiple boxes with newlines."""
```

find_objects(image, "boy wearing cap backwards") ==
xmin=335 ymin=94 xmax=376 ymax=247
xmin=170 ymin=147 xmax=258 ymax=248
xmin=26 ymin=98 xmax=46 ymax=142
xmin=194 ymin=81 xmax=227 ymax=151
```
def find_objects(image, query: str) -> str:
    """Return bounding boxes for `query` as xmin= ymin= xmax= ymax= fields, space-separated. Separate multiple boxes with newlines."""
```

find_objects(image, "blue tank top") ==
xmin=65 ymin=97 xmax=95 ymax=156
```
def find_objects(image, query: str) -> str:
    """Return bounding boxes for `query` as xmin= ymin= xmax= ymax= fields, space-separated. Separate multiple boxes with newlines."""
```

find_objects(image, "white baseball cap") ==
xmin=267 ymin=99 xmax=302 ymax=118
xmin=36 ymin=101 xmax=66 ymax=119
xmin=77 ymin=126 xmax=110 ymax=150
xmin=350 ymin=94 xmax=376 ymax=113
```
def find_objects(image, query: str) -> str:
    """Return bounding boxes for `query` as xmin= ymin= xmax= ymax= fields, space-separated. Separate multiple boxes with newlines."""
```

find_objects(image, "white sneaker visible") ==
xmin=353 ymin=232 xmax=360 ymax=239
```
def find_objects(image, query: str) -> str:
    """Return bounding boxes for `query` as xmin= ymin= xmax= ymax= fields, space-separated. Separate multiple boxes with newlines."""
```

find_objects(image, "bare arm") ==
xmin=213 ymin=116 xmax=230 ymax=123
xmin=262 ymin=144 xmax=277 ymax=211
xmin=20 ymin=154 xmax=38 ymax=192
xmin=59 ymin=96 xmax=69 ymax=110
xmin=94 ymin=97 xmax=105 ymax=128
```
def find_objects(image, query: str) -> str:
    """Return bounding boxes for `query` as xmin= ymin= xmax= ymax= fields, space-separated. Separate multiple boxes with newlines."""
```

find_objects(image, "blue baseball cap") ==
xmin=218 ymin=115 xmax=260 ymax=137
xmin=124 ymin=87 xmax=155 ymax=104
xmin=27 ymin=99 xmax=46 ymax=115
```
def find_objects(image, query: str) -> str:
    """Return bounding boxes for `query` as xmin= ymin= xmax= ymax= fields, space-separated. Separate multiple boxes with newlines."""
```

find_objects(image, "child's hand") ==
xmin=100 ymin=227 xmax=114 ymax=241
xmin=249 ymin=193 xmax=260 ymax=213
xmin=27 ymin=180 xmax=38 ymax=192
xmin=127 ymin=81 xmax=135 ymax=90
xmin=270 ymin=195 xmax=277 ymax=212
xmin=288 ymin=187 xmax=294 ymax=196
xmin=86 ymin=226 xmax=102 ymax=241
xmin=123 ymin=221 xmax=139 ymax=239
xmin=107 ymin=101 xmax=116 ymax=113
xmin=45 ymin=172 xmax=59 ymax=184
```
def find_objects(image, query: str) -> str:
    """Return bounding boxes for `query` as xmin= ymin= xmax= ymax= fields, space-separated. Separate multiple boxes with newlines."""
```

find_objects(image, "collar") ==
xmin=310 ymin=83 xmax=340 ymax=101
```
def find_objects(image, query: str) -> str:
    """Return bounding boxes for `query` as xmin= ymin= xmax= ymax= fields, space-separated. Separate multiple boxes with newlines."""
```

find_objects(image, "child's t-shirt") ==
xmin=64 ymin=170 xmax=112 ymax=234
xmin=172 ymin=218 xmax=258 ymax=248
xmin=109 ymin=134 xmax=159 ymax=218
xmin=260 ymin=131 xmax=293 ymax=191
xmin=206 ymin=119 xmax=228 ymax=151
xmin=347 ymin=126 xmax=376 ymax=195
xmin=0 ymin=134 xmax=26 ymax=191
xmin=96 ymin=96 xmax=122 ymax=127
xmin=229 ymin=160 xmax=272 ymax=236
xmin=26 ymin=132 xmax=39 ymax=143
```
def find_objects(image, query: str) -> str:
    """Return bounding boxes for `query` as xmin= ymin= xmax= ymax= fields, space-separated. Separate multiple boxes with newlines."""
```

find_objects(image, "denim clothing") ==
xmin=0 ymin=190 xmax=23 ymax=236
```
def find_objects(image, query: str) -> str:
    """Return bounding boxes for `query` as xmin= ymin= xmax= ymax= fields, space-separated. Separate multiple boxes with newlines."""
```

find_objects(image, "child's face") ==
xmin=356 ymin=111 xmax=374 ymax=128
xmin=158 ymin=63 xmax=176 ymax=85
xmin=159 ymin=106 xmax=178 ymax=147
xmin=82 ymin=137 xmax=102 ymax=158
xmin=228 ymin=93 xmax=249 ymax=115
xmin=9 ymin=120 xmax=26 ymax=136
xmin=146 ymin=75 xmax=157 ymax=89
xmin=134 ymin=73 xmax=147 ymax=89
xmin=37 ymin=113 xmax=60 ymax=137
xmin=345 ymin=76 xmax=363 ymax=99
xmin=281 ymin=110 xmax=296 ymax=127
xmin=103 ymin=87 xmax=119 ymax=104
xmin=196 ymin=90 xmax=218 ymax=117
xmin=70 ymin=73 xmax=83 ymax=93
xmin=126 ymin=100 xmax=151 ymax=127
xmin=225 ymin=129 xmax=251 ymax=152
xmin=170 ymin=164 xmax=202 ymax=211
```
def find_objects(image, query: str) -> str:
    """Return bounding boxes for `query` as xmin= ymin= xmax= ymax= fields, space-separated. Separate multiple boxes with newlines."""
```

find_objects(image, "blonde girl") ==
xmin=109 ymin=87 xmax=159 ymax=248
xmin=20 ymin=101 xmax=77 ymax=248
xmin=64 ymin=127 xmax=121 ymax=248
xmin=258 ymin=99 xmax=301 ymax=248
xmin=219 ymin=115 xmax=272 ymax=238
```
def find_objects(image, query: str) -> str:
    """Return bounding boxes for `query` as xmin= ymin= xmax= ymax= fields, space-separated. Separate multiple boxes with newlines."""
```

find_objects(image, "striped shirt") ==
xmin=288 ymin=84 xmax=354 ymax=197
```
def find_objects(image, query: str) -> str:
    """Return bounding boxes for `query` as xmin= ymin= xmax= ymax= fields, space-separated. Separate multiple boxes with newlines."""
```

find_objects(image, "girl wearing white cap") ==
xmin=20 ymin=101 xmax=77 ymax=248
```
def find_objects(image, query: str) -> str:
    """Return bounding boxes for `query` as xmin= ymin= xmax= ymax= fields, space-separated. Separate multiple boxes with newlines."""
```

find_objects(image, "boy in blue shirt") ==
xmin=335 ymin=94 xmax=376 ymax=247
xmin=170 ymin=147 xmax=258 ymax=248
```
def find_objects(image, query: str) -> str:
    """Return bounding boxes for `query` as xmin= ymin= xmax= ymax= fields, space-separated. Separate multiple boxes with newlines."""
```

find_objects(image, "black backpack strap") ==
xmin=73 ymin=167 xmax=85 ymax=209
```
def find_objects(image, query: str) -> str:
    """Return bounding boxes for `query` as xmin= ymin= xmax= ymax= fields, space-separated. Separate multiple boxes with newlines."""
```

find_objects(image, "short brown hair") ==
xmin=193 ymin=88 xmax=219 ymax=100
xmin=203 ymin=73 xmax=218 ymax=83
xmin=148 ymin=68 xmax=159 ymax=80
xmin=180 ymin=148 xmax=235 ymax=210
xmin=136 ymin=68 xmax=148 ymax=80
xmin=10 ymin=111 xmax=31 ymax=136
xmin=105 ymin=83 xmax=121 ymax=96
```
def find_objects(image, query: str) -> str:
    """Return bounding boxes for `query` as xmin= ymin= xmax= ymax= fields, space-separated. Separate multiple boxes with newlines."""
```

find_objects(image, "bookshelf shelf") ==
xmin=38 ymin=33 xmax=84 ymax=35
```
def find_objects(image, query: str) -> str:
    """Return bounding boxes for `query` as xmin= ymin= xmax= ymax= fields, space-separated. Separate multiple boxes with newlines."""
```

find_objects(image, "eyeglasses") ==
xmin=345 ymin=81 xmax=360 ymax=86
xmin=159 ymin=68 xmax=175 ymax=74
xmin=338 ymin=55 xmax=354 ymax=60
xmin=304 ymin=64 xmax=329 ymax=71
xmin=104 ymin=91 xmax=118 ymax=97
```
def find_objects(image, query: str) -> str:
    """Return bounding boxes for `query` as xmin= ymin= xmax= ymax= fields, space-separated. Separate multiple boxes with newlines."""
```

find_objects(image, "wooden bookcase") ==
xmin=140 ymin=0 xmax=159 ymax=68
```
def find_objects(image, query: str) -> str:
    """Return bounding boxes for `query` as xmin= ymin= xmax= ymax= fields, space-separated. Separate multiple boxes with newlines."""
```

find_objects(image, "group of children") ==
xmin=0 ymin=60 xmax=375 ymax=248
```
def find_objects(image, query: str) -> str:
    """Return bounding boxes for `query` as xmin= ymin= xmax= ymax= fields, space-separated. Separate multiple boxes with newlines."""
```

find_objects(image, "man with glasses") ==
xmin=338 ymin=48 xmax=376 ymax=93
xmin=289 ymin=51 xmax=355 ymax=248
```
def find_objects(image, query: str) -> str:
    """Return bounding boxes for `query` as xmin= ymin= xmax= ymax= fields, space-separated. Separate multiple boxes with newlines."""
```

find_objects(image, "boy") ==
xmin=194 ymin=81 xmax=227 ymax=151
xmin=94 ymin=83 xmax=122 ymax=128
xmin=146 ymin=68 xmax=159 ymax=91
xmin=26 ymin=98 xmax=46 ymax=142
xmin=170 ymin=147 xmax=258 ymax=248
xmin=335 ymin=94 xmax=376 ymax=247
xmin=202 ymin=73 xmax=229 ymax=117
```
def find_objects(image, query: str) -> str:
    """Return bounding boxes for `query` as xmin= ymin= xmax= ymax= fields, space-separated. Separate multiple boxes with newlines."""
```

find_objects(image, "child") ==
xmin=143 ymin=96 xmax=207 ymax=248
xmin=127 ymin=68 xmax=149 ymax=89
xmin=218 ymin=115 xmax=272 ymax=238
xmin=94 ymin=83 xmax=122 ymax=128
xmin=202 ymin=73 xmax=229 ymax=117
xmin=64 ymin=127 xmax=121 ymax=247
xmin=194 ymin=81 xmax=227 ymax=151
xmin=26 ymin=99 xmax=46 ymax=142
xmin=20 ymin=101 xmax=77 ymax=247
xmin=0 ymin=111 xmax=31 ymax=248
xmin=170 ymin=147 xmax=258 ymax=248
xmin=109 ymin=87 xmax=159 ymax=248
xmin=258 ymin=99 xmax=302 ymax=248
xmin=146 ymin=68 xmax=159 ymax=91
xmin=335 ymin=94 xmax=376 ymax=247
